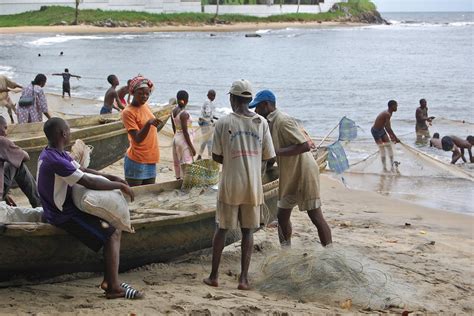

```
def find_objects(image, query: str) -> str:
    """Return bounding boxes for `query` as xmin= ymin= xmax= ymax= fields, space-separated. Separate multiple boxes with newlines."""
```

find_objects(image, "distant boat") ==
xmin=0 ymin=177 xmax=279 ymax=284
xmin=8 ymin=103 xmax=173 ymax=176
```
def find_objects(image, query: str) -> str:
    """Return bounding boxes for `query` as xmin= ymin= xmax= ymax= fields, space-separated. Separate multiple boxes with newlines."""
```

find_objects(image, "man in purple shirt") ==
xmin=38 ymin=117 xmax=142 ymax=300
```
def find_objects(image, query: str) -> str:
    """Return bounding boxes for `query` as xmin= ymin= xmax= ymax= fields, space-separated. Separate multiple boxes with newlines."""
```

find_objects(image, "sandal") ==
xmin=100 ymin=282 xmax=132 ymax=292
xmin=124 ymin=287 xmax=142 ymax=299
xmin=106 ymin=286 xmax=143 ymax=300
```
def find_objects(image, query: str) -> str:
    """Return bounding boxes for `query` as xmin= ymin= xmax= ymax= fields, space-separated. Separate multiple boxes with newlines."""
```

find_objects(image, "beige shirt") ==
xmin=212 ymin=112 xmax=275 ymax=206
xmin=0 ymin=75 xmax=18 ymax=106
xmin=0 ymin=136 xmax=26 ymax=197
xmin=268 ymin=109 xmax=320 ymax=202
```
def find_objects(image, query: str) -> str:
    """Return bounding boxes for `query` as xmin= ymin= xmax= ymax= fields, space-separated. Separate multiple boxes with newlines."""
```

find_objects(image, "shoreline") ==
xmin=0 ymin=21 xmax=366 ymax=34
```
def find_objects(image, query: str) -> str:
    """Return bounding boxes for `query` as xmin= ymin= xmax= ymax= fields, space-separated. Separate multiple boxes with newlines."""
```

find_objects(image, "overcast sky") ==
xmin=372 ymin=0 xmax=473 ymax=12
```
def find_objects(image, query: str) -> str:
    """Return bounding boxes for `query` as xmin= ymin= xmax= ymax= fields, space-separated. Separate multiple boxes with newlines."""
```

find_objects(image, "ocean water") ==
xmin=0 ymin=12 xmax=472 ymax=213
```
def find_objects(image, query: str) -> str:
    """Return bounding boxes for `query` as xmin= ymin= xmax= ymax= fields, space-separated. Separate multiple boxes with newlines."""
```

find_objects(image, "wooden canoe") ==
xmin=8 ymin=104 xmax=174 ymax=177
xmin=0 ymin=177 xmax=279 ymax=283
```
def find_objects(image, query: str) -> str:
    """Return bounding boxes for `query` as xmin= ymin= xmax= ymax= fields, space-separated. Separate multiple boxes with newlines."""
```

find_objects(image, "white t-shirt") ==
xmin=212 ymin=112 xmax=275 ymax=206
xmin=200 ymin=100 xmax=215 ymax=122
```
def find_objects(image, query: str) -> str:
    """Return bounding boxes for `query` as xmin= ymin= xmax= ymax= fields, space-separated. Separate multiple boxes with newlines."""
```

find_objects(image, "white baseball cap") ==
xmin=228 ymin=79 xmax=254 ymax=98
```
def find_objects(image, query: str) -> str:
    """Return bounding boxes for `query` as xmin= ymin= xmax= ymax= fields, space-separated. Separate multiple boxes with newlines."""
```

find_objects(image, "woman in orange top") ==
xmin=121 ymin=76 xmax=161 ymax=186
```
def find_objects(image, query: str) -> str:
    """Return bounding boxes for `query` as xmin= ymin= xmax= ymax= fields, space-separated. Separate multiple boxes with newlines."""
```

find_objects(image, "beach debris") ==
xmin=182 ymin=272 xmax=197 ymax=279
xmin=245 ymin=34 xmax=262 ymax=38
xmin=340 ymin=221 xmax=352 ymax=227
xmin=405 ymin=222 xmax=411 ymax=227
xmin=414 ymin=241 xmax=436 ymax=252
xmin=210 ymin=33 xmax=217 ymax=37
xmin=340 ymin=298 xmax=353 ymax=310
xmin=419 ymin=230 xmax=427 ymax=235
xmin=171 ymin=305 xmax=186 ymax=312
xmin=160 ymin=167 xmax=171 ymax=173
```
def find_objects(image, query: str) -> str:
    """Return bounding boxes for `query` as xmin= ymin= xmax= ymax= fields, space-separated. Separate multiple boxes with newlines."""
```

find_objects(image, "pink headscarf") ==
xmin=128 ymin=76 xmax=154 ymax=94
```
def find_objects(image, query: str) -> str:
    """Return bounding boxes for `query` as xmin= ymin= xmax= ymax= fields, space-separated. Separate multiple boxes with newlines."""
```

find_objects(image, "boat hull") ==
xmin=10 ymin=105 xmax=173 ymax=176
xmin=0 ymin=178 xmax=279 ymax=283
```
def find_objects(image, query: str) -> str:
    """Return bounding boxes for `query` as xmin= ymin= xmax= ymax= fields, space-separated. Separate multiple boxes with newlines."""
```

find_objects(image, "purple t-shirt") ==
xmin=37 ymin=147 xmax=84 ymax=225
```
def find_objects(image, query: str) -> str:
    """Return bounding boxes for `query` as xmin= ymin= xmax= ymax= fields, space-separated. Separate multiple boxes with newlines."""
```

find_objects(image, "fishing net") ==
xmin=182 ymin=159 xmax=220 ymax=189
xmin=128 ymin=187 xmax=218 ymax=220
xmin=348 ymin=142 xmax=473 ymax=181
xmin=255 ymin=246 xmax=416 ymax=310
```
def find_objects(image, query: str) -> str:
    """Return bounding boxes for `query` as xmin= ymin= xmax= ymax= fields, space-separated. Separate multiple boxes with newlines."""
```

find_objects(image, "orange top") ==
xmin=122 ymin=103 xmax=159 ymax=164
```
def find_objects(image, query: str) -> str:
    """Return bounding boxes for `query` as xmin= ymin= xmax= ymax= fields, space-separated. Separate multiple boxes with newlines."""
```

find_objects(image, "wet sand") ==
xmin=3 ymin=152 xmax=473 ymax=314
xmin=0 ymin=21 xmax=364 ymax=35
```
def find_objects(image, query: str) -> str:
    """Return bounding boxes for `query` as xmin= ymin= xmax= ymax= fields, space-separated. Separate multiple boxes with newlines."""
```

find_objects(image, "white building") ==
xmin=0 ymin=0 xmax=345 ymax=16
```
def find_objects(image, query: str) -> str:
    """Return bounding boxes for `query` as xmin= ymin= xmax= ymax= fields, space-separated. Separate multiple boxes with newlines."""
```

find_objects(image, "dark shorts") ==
xmin=100 ymin=106 xmax=113 ymax=115
xmin=57 ymin=210 xmax=116 ymax=252
xmin=62 ymin=82 xmax=71 ymax=93
xmin=371 ymin=127 xmax=387 ymax=141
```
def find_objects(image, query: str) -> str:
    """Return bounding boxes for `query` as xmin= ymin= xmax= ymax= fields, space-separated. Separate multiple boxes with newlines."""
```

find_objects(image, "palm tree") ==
xmin=73 ymin=0 xmax=81 ymax=25
xmin=214 ymin=0 xmax=220 ymax=21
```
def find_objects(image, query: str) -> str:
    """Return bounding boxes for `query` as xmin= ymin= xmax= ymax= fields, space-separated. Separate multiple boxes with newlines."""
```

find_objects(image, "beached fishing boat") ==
xmin=8 ymin=104 xmax=174 ymax=176
xmin=0 ymin=178 xmax=279 ymax=283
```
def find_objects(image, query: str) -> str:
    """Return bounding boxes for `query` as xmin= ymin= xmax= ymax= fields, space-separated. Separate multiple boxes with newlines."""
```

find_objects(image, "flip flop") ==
xmin=106 ymin=286 xmax=143 ymax=300
xmin=124 ymin=287 xmax=142 ymax=299
xmin=99 ymin=282 xmax=132 ymax=292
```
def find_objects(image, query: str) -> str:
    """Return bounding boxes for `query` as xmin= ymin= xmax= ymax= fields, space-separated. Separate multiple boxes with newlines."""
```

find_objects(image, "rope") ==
xmin=6 ymin=69 xmax=397 ymax=93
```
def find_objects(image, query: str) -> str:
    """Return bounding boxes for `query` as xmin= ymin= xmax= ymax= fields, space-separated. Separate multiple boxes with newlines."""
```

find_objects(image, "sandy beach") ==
xmin=3 ymin=148 xmax=473 ymax=314
xmin=0 ymin=16 xmax=472 ymax=313
xmin=0 ymin=21 xmax=362 ymax=35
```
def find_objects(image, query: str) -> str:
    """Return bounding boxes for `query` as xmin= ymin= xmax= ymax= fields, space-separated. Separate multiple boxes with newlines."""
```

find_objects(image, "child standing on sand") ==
xmin=171 ymin=90 xmax=196 ymax=180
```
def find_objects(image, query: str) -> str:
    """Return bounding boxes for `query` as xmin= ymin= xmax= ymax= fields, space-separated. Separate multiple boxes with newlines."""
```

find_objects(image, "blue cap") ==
xmin=249 ymin=90 xmax=276 ymax=109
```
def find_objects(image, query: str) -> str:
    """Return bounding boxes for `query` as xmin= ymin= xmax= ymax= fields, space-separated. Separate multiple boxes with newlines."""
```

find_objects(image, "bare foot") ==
xmin=237 ymin=282 xmax=251 ymax=291
xmin=203 ymin=277 xmax=218 ymax=287
xmin=267 ymin=220 xmax=278 ymax=228
xmin=100 ymin=280 xmax=107 ymax=291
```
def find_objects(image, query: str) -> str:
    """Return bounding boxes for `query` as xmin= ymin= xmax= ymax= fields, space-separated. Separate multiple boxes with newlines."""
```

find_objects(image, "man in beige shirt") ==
xmin=203 ymin=80 xmax=275 ymax=291
xmin=0 ymin=75 xmax=22 ymax=124
xmin=251 ymin=90 xmax=332 ymax=247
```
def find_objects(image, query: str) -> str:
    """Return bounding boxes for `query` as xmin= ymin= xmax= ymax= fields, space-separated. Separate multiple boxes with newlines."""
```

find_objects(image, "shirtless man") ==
xmin=415 ymin=99 xmax=435 ymax=144
xmin=429 ymin=133 xmax=443 ymax=149
xmin=371 ymin=100 xmax=400 ymax=171
xmin=433 ymin=134 xmax=473 ymax=164
xmin=101 ymin=75 xmax=124 ymax=114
